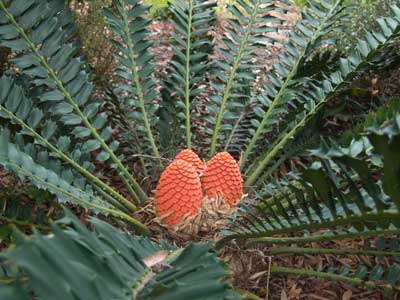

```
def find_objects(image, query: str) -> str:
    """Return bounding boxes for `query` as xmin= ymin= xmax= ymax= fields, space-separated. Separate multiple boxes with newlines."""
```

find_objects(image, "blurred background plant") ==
xmin=292 ymin=0 xmax=399 ymax=52
xmin=340 ymin=0 xmax=398 ymax=52
xmin=68 ymin=0 xmax=117 ymax=89
xmin=143 ymin=0 xmax=171 ymax=18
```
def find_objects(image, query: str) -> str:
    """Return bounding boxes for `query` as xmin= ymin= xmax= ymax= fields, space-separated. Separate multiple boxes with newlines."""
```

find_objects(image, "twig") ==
xmin=265 ymin=256 xmax=272 ymax=300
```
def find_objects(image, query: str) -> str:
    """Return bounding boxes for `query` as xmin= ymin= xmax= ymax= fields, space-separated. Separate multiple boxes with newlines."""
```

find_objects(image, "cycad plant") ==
xmin=1 ymin=0 xmax=400 ymax=298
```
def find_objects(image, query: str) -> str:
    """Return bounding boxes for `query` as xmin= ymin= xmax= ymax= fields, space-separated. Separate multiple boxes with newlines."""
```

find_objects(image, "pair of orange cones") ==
xmin=155 ymin=150 xmax=243 ymax=226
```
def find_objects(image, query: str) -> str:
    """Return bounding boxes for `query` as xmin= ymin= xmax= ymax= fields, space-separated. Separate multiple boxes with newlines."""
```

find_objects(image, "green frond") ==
xmin=244 ymin=4 xmax=400 ymax=187
xmin=162 ymin=0 xmax=216 ymax=149
xmin=269 ymin=246 xmax=400 ymax=257
xmin=223 ymin=100 xmax=256 ymax=156
xmin=156 ymin=88 xmax=181 ymax=153
xmin=219 ymin=107 xmax=400 ymax=245
xmin=207 ymin=0 xmax=288 ymax=156
xmin=244 ymin=109 xmax=322 ymax=185
xmin=268 ymin=236 xmax=400 ymax=294
xmin=0 ymin=182 xmax=54 ymax=240
xmin=0 ymin=211 xmax=239 ymax=300
xmin=104 ymin=0 xmax=161 ymax=164
xmin=0 ymin=283 xmax=29 ymax=300
xmin=104 ymin=89 xmax=151 ymax=179
xmin=0 ymin=0 xmax=146 ymax=203
xmin=0 ymin=130 xmax=148 ymax=233
xmin=217 ymin=106 xmax=400 ymax=291
xmin=0 ymin=75 xmax=137 ymax=212
xmin=270 ymin=265 xmax=399 ymax=292
xmin=240 ymin=0 xmax=348 ymax=172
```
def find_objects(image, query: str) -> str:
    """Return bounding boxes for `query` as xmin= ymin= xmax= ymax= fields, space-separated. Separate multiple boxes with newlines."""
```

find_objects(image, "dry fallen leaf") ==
xmin=249 ymin=270 xmax=267 ymax=280
xmin=281 ymin=289 xmax=288 ymax=300
xmin=342 ymin=290 xmax=352 ymax=300
xmin=143 ymin=250 xmax=170 ymax=268
xmin=308 ymin=294 xmax=332 ymax=300
xmin=288 ymin=283 xmax=302 ymax=299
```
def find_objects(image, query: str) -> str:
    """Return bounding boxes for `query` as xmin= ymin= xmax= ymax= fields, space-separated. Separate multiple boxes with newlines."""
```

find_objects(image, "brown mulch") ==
xmin=0 ymin=47 xmax=11 ymax=76
xmin=224 ymin=237 xmax=400 ymax=300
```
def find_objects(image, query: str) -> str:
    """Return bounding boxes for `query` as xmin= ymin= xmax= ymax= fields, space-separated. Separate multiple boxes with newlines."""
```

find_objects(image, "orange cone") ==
xmin=155 ymin=159 xmax=203 ymax=226
xmin=202 ymin=152 xmax=243 ymax=206
xmin=174 ymin=149 xmax=205 ymax=175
